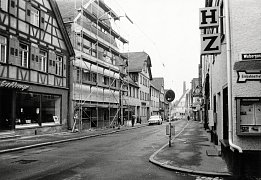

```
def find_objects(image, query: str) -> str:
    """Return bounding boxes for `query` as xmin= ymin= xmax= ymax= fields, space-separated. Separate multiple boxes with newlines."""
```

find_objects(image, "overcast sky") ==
xmin=106 ymin=0 xmax=205 ymax=99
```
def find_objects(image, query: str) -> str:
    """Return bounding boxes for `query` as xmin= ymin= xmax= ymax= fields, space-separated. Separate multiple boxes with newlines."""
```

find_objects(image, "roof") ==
xmin=55 ymin=0 xmax=91 ymax=22
xmin=151 ymin=77 xmax=164 ymax=91
xmin=51 ymin=0 xmax=75 ymax=57
xmin=125 ymin=76 xmax=139 ymax=87
xmin=123 ymin=51 xmax=152 ymax=79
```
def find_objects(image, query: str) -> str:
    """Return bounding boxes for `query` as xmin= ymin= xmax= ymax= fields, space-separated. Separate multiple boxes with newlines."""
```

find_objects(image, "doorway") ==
xmin=223 ymin=87 xmax=229 ymax=139
xmin=0 ymin=89 xmax=13 ymax=131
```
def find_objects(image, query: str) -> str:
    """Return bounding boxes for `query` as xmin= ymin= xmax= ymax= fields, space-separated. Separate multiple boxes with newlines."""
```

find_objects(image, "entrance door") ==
xmin=223 ymin=87 xmax=229 ymax=139
xmin=0 ymin=89 xmax=13 ymax=131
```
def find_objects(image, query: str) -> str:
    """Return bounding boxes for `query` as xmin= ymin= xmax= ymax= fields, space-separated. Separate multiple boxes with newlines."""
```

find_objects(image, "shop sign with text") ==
xmin=242 ymin=53 xmax=261 ymax=60
xmin=0 ymin=80 xmax=29 ymax=91
xmin=237 ymin=71 xmax=261 ymax=83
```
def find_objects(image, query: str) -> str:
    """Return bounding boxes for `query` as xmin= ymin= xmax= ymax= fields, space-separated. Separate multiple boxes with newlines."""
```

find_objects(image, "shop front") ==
xmin=0 ymin=80 xmax=68 ymax=136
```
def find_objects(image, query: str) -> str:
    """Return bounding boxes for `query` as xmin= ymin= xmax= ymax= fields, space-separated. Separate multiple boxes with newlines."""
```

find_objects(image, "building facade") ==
xmin=125 ymin=52 xmax=152 ymax=123
xmin=57 ymin=0 xmax=128 ymax=129
xmin=200 ymin=0 xmax=261 ymax=176
xmin=150 ymin=82 xmax=160 ymax=116
xmin=151 ymin=78 xmax=165 ymax=119
xmin=0 ymin=0 xmax=75 ymax=136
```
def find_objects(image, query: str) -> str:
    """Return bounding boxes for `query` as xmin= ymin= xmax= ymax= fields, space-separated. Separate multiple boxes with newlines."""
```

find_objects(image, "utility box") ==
xmin=166 ymin=124 xmax=175 ymax=136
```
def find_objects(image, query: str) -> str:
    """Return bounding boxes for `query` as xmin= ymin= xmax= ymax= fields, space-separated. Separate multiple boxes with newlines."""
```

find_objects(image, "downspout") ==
xmin=224 ymin=0 xmax=242 ymax=153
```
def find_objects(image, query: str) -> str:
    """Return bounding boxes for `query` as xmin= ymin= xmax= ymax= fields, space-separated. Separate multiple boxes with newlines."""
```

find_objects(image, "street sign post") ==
xmin=165 ymin=89 xmax=175 ymax=147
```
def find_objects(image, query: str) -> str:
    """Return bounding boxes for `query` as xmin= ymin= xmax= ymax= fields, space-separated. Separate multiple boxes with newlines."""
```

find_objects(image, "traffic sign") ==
xmin=165 ymin=89 xmax=175 ymax=102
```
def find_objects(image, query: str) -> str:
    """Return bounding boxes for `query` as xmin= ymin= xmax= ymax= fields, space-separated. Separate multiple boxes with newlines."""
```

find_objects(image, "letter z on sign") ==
xmin=201 ymin=34 xmax=221 ymax=55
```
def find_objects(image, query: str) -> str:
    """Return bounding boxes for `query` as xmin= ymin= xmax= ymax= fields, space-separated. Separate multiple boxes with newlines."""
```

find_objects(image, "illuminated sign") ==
xmin=0 ymin=80 xmax=29 ymax=91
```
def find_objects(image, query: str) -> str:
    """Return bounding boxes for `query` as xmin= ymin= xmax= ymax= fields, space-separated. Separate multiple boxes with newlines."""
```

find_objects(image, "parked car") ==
xmin=148 ymin=115 xmax=163 ymax=125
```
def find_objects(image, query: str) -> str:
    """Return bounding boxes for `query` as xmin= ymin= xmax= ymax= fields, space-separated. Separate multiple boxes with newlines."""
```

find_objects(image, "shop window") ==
xmin=19 ymin=43 xmax=29 ymax=68
xmin=16 ymin=92 xmax=40 ymax=125
xmin=0 ymin=35 xmax=7 ymax=63
xmin=236 ymin=98 xmax=261 ymax=135
xmin=16 ymin=92 xmax=61 ymax=126
xmin=42 ymin=94 xmax=61 ymax=124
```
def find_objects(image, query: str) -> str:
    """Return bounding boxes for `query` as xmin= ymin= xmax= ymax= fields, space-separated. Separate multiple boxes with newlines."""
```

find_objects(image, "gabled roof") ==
xmin=51 ymin=0 xmax=75 ymax=57
xmin=55 ymin=0 xmax=91 ymax=22
xmin=123 ymin=51 xmax=152 ymax=80
xmin=151 ymin=77 xmax=164 ymax=91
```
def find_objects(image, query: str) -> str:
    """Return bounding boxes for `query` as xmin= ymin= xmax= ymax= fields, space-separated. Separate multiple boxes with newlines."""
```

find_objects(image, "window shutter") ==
xmin=63 ymin=55 xmax=67 ymax=77
xmin=9 ymin=0 xmax=17 ymax=16
xmin=48 ymin=50 xmax=56 ymax=74
xmin=30 ymin=45 xmax=36 ymax=69
xmin=40 ymin=11 xmax=45 ymax=29
xmin=25 ymin=2 xmax=31 ymax=22
xmin=9 ymin=37 xmax=19 ymax=66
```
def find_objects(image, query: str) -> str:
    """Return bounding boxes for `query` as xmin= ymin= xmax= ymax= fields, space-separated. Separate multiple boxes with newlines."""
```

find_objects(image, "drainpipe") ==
xmin=224 ymin=0 xmax=243 ymax=153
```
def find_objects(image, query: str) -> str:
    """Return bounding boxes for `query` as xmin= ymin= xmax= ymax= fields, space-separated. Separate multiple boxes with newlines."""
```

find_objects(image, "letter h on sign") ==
xmin=199 ymin=7 xmax=219 ymax=29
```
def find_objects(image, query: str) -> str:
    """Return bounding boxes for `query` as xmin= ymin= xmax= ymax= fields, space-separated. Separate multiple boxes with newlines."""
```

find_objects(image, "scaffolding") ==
xmin=71 ymin=0 xmax=131 ymax=131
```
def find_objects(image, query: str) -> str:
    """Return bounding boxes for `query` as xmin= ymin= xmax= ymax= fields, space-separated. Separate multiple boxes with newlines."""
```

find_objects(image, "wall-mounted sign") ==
xmin=201 ymin=34 xmax=221 ymax=54
xmin=199 ymin=7 xmax=219 ymax=29
xmin=242 ymin=53 xmax=261 ymax=60
xmin=236 ymin=98 xmax=261 ymax=136
xmin=237 ymin=71 xmax=261 ymax=83
xmin=0 ymin=80 xmax=29 ymax=91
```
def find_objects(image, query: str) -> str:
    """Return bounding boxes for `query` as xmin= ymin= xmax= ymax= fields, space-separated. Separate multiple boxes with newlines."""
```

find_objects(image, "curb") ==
xmin=0 ymin=124 xmax=147 ymax=154
xmin=149 ymin=122 xmax=233 ymax=177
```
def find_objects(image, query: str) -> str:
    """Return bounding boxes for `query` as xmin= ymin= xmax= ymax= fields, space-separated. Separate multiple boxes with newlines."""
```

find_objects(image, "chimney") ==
xmin=183 ymin=81 xmax=186 ymax=94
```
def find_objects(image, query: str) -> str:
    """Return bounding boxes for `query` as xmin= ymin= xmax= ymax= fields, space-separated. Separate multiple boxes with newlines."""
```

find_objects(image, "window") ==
xmin=16 ymin=92 xmax=61 ymax=126
xmin=0 ymin=35 xmax=7 ymax=63
xmin=31 ymin=7 xmax=39 ymax=27
xmin=19 ymin=43 xmax=29 ymax=68
xmin=55 ymin=55 xmax=62 ymax=76
xmin=236 ymin=98 xmax=261 ymax=135
xmin=39 ymin=50 xmax=47 ymax=72
xmin=0 ymin=0 xmax=8 ymax=11
xmin=82 ymin=69 xmax=91 ymax=82
xmin=41 ymin=94 xmax=61 ymax=124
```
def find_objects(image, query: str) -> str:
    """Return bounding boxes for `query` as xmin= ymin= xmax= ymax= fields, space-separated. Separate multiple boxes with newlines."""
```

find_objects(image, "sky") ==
xmin=105 ymin=0 xmax=205 ymax=99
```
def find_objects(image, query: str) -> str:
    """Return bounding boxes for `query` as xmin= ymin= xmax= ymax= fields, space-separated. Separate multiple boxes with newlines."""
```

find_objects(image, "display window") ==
xmin=16 ymin=92 xmax=61 ymax=127
xmin=236 ymin=98 xmax=261 ymax=135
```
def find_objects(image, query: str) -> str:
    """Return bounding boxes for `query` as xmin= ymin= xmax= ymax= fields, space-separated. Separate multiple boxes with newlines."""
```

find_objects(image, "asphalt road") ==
xmin=0 ymin=120 xmax=198 ymax=180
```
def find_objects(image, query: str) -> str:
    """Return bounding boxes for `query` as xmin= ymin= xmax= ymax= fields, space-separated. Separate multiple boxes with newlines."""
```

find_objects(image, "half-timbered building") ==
xmin=0 ymin=0 xmax=74 ymax=136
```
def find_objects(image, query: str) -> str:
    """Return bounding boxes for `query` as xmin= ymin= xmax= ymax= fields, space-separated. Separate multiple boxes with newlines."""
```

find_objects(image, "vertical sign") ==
xmin=199 ymin=7 xmax=219 ymax=28
xmin=199 ymin=7 xmax=220 ymax=55
xmin=201 ymin=34 xmax=221 ymax=54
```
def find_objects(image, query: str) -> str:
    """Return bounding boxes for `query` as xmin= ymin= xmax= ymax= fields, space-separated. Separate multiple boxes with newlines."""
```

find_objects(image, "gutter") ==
xmin=224 ymin=0 xmax=243 ymax=153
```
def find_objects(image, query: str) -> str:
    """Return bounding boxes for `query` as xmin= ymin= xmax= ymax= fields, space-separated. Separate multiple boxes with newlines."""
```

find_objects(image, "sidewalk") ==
xmin=0 ymin=123 xmax=146 ymax=154
xmin=149 ymin=120 xmax=233 ymax=177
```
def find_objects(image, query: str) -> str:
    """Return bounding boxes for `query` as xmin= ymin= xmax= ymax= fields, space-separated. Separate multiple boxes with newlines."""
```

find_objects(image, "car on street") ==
xmin=148 ymin=115 xmax=163 ymax=125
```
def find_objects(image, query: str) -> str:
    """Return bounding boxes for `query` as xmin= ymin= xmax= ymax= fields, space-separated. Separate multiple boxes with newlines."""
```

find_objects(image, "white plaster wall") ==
xmin=230 ymin=0 xmax=261 ymax=150
xmin=210 ymin=43 xmax=227 ymax=143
